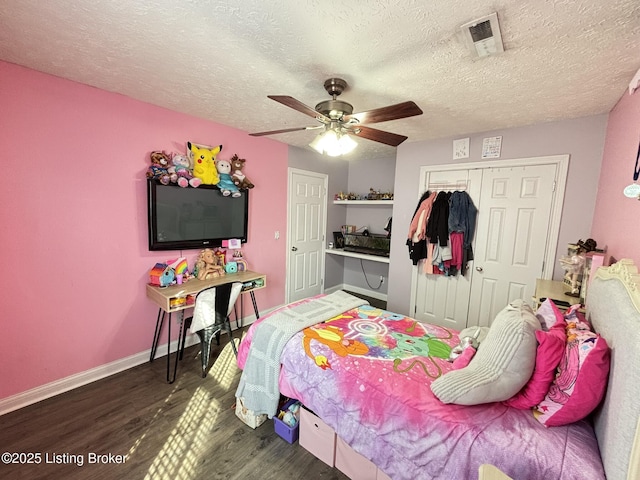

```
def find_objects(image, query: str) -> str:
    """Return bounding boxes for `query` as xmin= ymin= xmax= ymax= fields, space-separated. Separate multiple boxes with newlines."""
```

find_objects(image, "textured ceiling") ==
xmin=1 ymin=0 xmax=639 ymax=160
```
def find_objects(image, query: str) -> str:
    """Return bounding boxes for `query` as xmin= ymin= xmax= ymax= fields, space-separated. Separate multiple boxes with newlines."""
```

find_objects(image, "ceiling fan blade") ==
xmin=249 ymin=126 xmax=320 ymax=137
xmin=348 ymin=125 xmax=408 ymax=147
xmin=343 ymin=101 xmax=423 ymax=124
xmin=268 ymin=95 xmax=330 ymax=122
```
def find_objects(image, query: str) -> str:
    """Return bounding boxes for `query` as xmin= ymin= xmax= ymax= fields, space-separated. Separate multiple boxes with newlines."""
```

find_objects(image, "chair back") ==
xmin=227 ymin=282 xmax=243 ymax=316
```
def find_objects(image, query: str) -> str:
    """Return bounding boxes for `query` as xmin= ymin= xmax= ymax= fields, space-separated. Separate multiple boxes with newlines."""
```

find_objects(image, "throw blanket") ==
xmin=235 ymin=291 xmax=367 ymax=418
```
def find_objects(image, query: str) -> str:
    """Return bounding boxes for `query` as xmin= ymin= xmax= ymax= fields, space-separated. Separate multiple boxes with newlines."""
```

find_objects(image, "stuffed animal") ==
xmin=170 ymin=153 xmax=201 ymax=188
xmin=147 ymin=151 xmax=172 ymax=185
xmin=281 ymin=402 xmax=301 ymax=427
xmin=230 ymin=154 xmax=255 ymax=190
xmin=215 ymin=158 xmax=241 ymax=197
xmin=188 ymin=142 xmax=222 ymax=185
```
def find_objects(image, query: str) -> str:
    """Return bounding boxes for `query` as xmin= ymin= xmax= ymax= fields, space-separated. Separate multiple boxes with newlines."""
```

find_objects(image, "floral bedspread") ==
xmin=238 ymin=303 xmax=605 ymax=480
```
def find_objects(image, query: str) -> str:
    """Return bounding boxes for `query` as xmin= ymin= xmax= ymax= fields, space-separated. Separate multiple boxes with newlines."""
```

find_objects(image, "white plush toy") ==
xmin=215 ymin=158 xmax=241 ymax=197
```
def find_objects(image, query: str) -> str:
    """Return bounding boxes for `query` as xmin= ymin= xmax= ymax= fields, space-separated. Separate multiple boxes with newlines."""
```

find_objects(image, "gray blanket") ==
xmin=235 ymin=290 xmax=367 ymax=418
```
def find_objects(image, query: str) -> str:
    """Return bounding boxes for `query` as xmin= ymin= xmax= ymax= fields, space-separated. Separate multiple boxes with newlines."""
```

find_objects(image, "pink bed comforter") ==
xmin=238 ymin=301 xmax=605 ymax=480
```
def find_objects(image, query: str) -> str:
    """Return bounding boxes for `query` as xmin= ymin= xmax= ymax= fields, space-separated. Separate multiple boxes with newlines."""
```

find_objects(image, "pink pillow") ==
xmin=533 ymin=314 xmax=610 ymax=427
xmin=504 ymin=320 xmax=566 ymax=409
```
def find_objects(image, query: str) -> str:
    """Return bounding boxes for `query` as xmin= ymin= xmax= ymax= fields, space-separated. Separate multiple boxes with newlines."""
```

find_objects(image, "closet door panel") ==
xmin=411 ymin=169 xmax=482 ymax=330
xmin=468 ymin=164 xmax=556 ymax=326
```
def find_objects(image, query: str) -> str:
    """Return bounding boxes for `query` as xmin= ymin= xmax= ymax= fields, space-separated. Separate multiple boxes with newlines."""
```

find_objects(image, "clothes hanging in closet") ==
xmin=448 ymin=191 xmax=477 ymax=269
xmin=406 ymin=191 xmax=437 ymax=265
xmin=407 ymin=189 xmax=477 ymax=275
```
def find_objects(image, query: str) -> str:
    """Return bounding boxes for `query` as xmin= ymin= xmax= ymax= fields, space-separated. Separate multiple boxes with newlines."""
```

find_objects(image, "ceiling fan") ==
xmin=249 ymin=78 xmax=423 ymax=151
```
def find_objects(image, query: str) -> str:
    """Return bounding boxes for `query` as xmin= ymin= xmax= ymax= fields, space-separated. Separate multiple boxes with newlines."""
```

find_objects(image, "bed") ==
xmin=235 ymin=260 xmax=640 ymax=480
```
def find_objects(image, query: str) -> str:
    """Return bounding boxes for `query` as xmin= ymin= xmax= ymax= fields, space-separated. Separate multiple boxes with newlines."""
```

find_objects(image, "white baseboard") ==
xmin=325 ymin=283 xmax=388 ymax=303
xmin=0 ymin=309 xmax=269 ymax=417
xmin=0 ymin=335 xmax=196 ymax=416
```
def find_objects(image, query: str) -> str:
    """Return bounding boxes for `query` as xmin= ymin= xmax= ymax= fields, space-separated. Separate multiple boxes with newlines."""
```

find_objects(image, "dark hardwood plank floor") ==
xmin=0 ymin=331 xmax=349 ymax=480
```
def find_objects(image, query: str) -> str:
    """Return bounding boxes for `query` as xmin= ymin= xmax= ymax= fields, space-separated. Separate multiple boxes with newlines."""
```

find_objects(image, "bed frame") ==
xmin=584 ymin=259 xmax=640 ymax=480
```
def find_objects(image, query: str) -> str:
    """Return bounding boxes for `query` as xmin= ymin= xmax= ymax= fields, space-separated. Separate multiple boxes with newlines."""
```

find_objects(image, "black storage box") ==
xmin=343 ymin=233 xmax=390 ymax=257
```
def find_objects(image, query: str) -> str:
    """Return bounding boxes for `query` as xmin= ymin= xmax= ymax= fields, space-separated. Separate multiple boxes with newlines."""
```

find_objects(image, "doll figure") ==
xmin=559 ymin=252 xmax=586 ymax=296
xmin=195 ymin=248 xmax=225 ymax=280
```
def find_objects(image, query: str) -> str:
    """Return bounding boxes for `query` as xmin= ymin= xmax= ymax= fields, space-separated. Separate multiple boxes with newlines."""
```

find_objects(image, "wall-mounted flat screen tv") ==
xmin=147 ymin=179 xmax=249 ymax=251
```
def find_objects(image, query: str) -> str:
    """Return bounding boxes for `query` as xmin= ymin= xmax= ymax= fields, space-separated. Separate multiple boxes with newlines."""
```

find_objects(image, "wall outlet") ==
xmin=380 ymin=276 xmax=384 ymax=284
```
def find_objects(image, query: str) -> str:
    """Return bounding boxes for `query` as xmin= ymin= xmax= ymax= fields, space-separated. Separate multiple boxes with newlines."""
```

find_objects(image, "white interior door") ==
xmin=468 ymin=164 xmax=557 ymax=326
xmin=412 ymin=169 xmax=482 ymax=331
xmin=287 ymin=169 xmax=327 ymax=303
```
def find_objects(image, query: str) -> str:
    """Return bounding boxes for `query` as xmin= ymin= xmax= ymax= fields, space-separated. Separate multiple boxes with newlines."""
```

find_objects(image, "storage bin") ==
xmin=274 ymin=399 xmax=300 ymax=444
xmin=335 ymin=436 xmax=378 ymax=480
xmin=235 ymin=397 xmax=267 ymax=429
xmin=299 ymin=407 xmax=336 ymax=466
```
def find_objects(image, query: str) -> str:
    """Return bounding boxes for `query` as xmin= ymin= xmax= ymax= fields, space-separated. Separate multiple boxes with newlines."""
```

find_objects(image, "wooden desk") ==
xmin=146 ymin=270 xmax=266 ymax=383
xmin=532 ymin=279 xmax=582 ymax=311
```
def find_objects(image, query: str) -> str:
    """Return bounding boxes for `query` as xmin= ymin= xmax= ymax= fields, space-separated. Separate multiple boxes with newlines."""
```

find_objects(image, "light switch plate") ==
xmin=453 ymin=138 xmax=470 ymax=159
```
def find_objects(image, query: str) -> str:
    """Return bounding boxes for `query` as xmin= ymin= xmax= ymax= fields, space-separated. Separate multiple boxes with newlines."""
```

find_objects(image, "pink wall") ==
xmin=591 ymin=89 xmax=640 ymax=264
xmin=0 ymin=61 xmax=288 ymax=400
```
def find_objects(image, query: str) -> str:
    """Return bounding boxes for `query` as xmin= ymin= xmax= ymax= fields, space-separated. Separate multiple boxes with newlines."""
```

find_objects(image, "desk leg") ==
xmin=250 ymin=290 xmax=260 ymax=319
xmin=167 ymin=311 xmax=185 ymax=384
xmin=150 ymin=308 xmax=165 ymax=362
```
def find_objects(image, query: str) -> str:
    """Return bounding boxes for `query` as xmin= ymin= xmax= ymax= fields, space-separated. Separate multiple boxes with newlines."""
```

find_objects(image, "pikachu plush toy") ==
xmin=188 ymin=142 xmax=222 ymax=185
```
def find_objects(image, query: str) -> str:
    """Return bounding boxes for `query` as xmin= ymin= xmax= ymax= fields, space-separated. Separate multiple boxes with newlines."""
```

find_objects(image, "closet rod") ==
xmin=427 ymin=181 xmax=468 ymax=191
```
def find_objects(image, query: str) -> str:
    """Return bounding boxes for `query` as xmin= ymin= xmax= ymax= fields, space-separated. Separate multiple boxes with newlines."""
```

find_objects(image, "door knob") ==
xmin=291 ymin=246 xmax=298 ymax=251
xmin=475 ymin=266 xmax=483 ymax=272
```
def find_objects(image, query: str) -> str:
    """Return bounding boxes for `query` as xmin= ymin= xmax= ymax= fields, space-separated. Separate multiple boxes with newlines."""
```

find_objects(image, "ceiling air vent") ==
xmin=460 ymin=12 xmax=504 ymax=58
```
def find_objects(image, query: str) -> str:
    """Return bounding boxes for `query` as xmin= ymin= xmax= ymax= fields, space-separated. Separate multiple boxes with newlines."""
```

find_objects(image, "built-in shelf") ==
xmin=325 ymin=248 xmax=390 ymax=264
xmin=333 ymin=200 xmax=393 ymax=205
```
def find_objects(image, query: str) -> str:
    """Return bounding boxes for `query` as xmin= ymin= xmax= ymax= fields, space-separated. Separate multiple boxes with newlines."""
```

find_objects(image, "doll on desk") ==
xmin=194 ymin=248 xmax=225 ymax=280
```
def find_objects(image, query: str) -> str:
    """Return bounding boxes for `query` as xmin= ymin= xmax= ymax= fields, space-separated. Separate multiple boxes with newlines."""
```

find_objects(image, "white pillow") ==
xmin=431 ymin=299 xmax=540 ymax=405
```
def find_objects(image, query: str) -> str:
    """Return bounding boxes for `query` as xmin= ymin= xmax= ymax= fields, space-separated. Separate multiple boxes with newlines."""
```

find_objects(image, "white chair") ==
xmin=180 ymin=282 xmax=243 ymax=377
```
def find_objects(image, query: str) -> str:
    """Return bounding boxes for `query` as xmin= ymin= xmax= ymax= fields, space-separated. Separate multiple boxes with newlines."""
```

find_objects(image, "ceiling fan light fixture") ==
xmin=253 ymin=77 xmax=421 ymax=149
xmin=308 ymin=132 xmax=326 ymax=153
xmin=309 ymin=127 xmax=357 ymax=157
xmin=338 ymin=132 xmax=357 ymax=154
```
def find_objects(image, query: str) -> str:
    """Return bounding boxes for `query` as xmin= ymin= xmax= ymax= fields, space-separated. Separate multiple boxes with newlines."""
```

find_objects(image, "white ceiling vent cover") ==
xmin=460 ymin=12 xmax=504 ymax=58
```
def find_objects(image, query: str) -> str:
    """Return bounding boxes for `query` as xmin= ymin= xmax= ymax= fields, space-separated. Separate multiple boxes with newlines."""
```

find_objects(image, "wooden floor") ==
xmin=0 ymin=332 xmax=349 ymax=480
